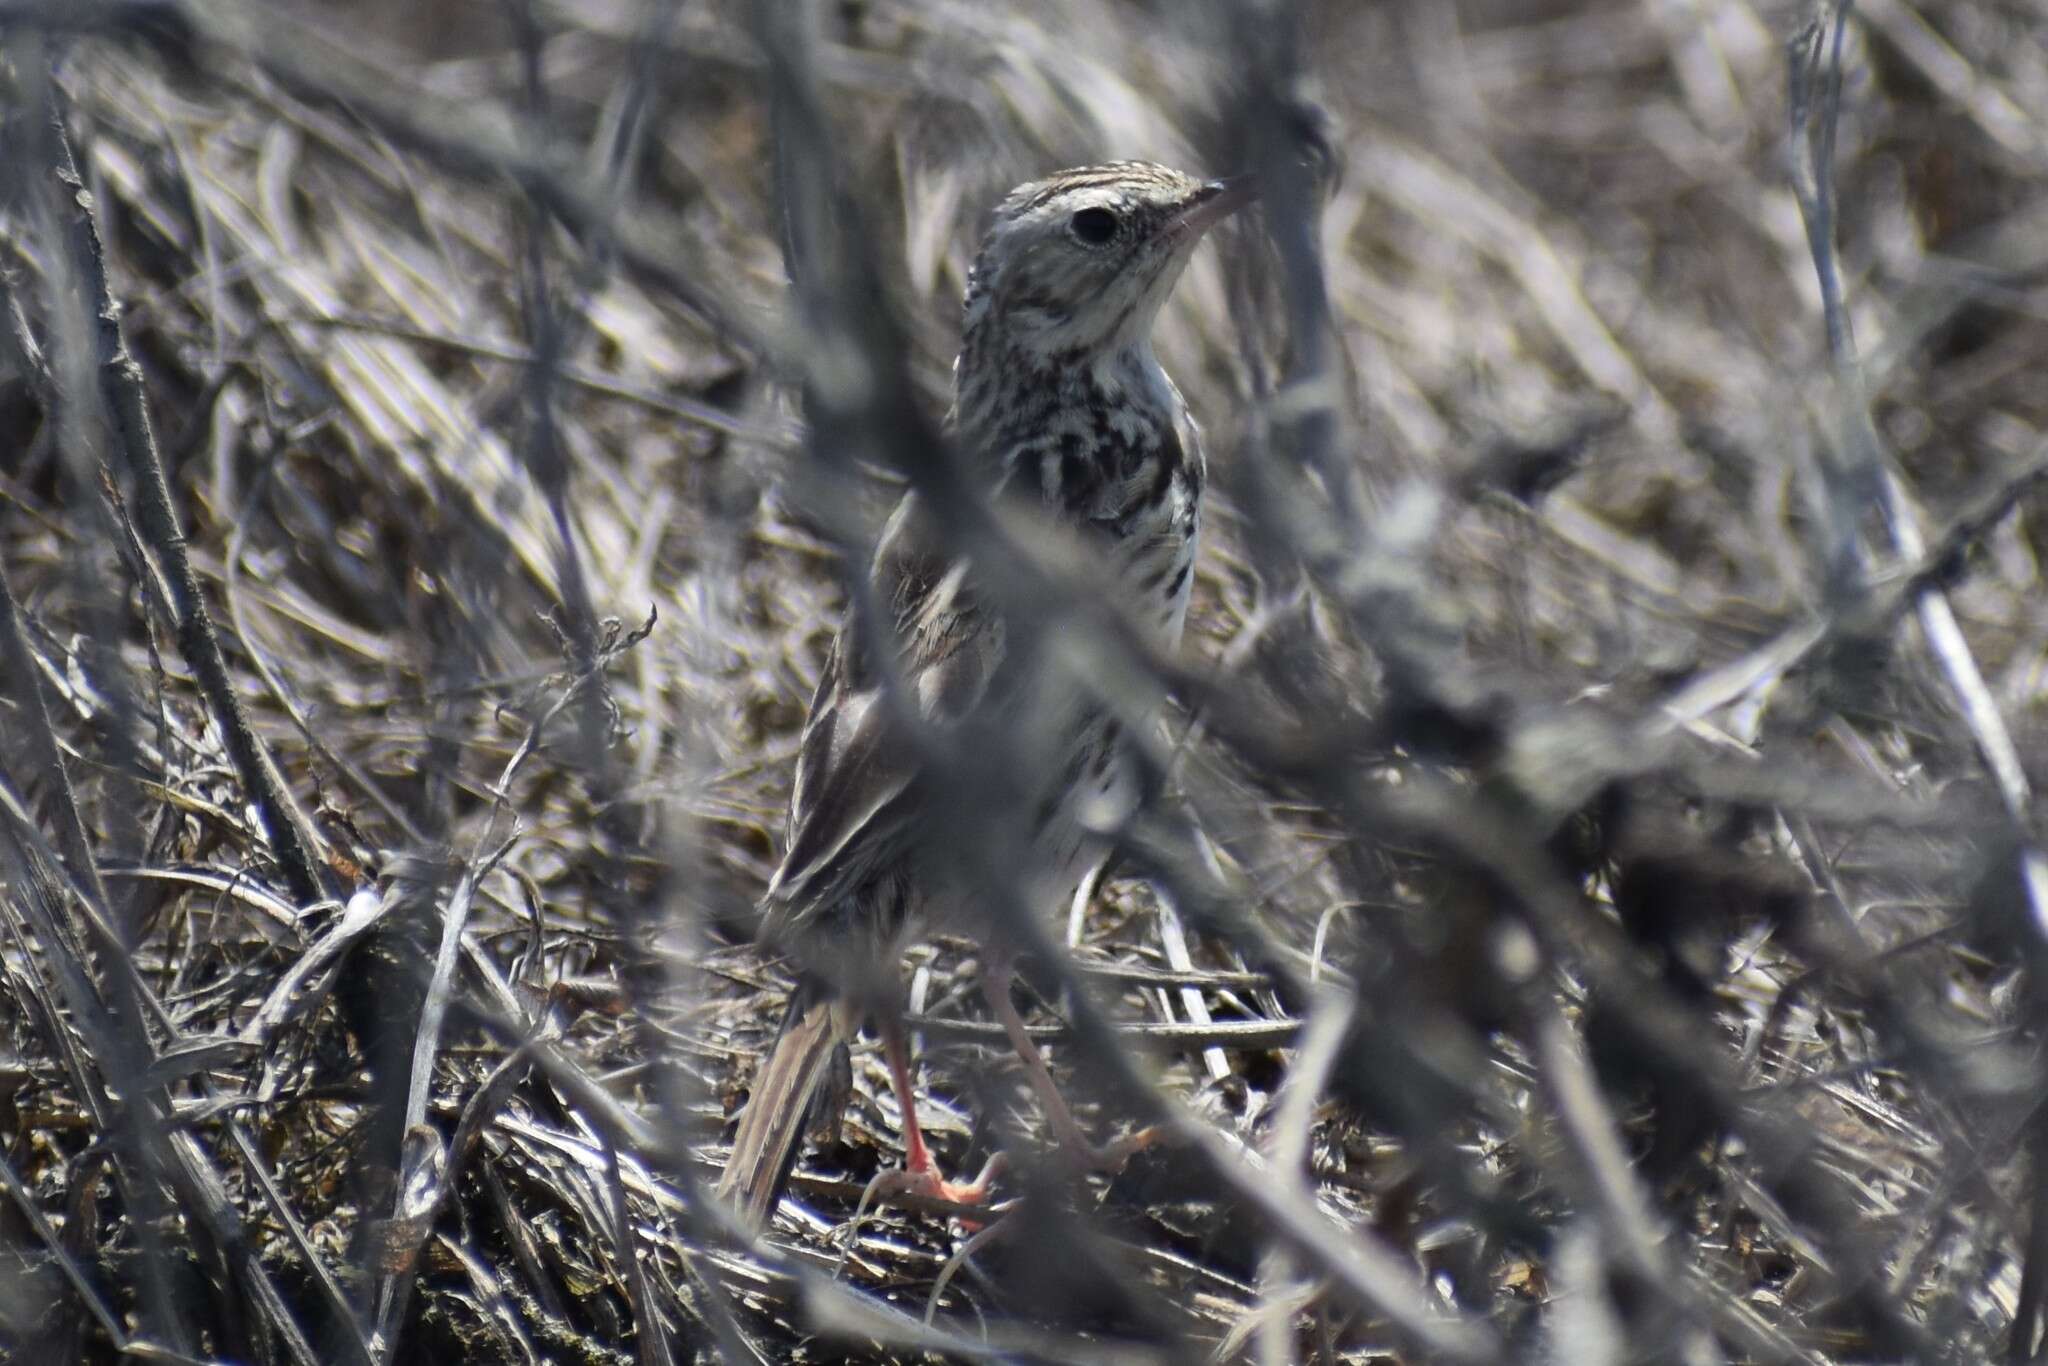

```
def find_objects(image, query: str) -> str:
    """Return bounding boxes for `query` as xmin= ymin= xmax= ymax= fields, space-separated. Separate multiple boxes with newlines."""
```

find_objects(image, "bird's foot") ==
xmin=903 ymin=1149 xmax=1007 ymax=1206
xmin=866 ymin=1149 xmax=1005 ymax=1212
xmin=1065 ymin=1122 xmax=1164 ymax=1174
xmin=842 ymin=1151 xmax=1006 ymax=1249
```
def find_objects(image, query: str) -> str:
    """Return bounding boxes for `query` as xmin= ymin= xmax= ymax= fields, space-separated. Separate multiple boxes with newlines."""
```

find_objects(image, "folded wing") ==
xmin=761 ymin=494 xmax=1007 ymax=944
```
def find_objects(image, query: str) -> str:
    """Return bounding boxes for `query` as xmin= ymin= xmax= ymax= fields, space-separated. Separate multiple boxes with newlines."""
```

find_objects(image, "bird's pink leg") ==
xmin=983 ymin=958 xmax=1161 ymax=1171
xmin=871 ymin=1018 xmax=1003 ymax=1207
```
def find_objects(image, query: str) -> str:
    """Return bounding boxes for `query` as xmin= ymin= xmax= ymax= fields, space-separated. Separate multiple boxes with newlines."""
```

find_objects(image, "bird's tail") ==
xmin=716 ymin=982 xmax=844 ymax=1230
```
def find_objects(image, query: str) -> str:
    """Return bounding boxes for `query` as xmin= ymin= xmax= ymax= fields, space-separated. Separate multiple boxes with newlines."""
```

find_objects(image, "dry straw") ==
xmin=0 ymin=1 xmax=2045 ymax=1362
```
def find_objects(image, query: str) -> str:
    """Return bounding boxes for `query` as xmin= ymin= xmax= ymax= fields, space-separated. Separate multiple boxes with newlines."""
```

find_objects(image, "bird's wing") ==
xmin=763 ymin=493 xmax=1005 ymax=933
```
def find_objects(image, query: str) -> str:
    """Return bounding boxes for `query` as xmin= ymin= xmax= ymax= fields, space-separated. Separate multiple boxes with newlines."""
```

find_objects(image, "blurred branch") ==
xmin=0 ymin=0 xmax=778 ymax=355
xmin=1786 ymin=37 xmax=2048 ymax=1356
xmin=3 ymin=0 xmax=2045 ymax=1358
xmin=748 ymin=2 xmax=1499 ymax=1355
xmin=34 ymin=76 xmax=333 ymax=908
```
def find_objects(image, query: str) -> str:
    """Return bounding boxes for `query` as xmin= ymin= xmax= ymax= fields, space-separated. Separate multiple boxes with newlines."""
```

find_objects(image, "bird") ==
xmin=716 ymin=161 xmax=1253 ymax=1231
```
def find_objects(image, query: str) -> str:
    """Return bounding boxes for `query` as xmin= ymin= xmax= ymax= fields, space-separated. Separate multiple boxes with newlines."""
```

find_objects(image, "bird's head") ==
xmin=961 ymin=162 xmax=1254 ymax=362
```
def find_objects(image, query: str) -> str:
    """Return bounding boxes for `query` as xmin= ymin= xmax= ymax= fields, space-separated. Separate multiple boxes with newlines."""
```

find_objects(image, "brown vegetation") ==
xmin=3 ymin=1 xmax=2048 ymax=1361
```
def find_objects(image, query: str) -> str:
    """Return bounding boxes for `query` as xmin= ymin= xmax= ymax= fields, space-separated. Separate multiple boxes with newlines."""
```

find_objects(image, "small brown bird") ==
xmin=717 ymin=162 xmax=1252 ymax=1230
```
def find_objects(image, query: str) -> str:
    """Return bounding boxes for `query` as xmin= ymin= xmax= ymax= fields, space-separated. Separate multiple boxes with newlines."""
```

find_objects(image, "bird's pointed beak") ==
xmin=1167 ymin=174 xmax=1259 ymax=240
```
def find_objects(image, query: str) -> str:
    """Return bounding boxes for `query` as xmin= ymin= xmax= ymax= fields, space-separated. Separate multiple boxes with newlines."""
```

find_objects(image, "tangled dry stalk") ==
xmin=3 ymin=0 xmax=2048 ymax=1361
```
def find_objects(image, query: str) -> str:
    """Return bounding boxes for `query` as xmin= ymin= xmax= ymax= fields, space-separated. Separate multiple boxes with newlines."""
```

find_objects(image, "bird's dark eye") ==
xmin=1069 ymin=207 xmax=1119 ymax=245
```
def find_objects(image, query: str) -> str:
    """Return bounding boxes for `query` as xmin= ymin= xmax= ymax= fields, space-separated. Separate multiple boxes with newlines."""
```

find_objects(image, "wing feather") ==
xmin=762 ymin=494 xmax=1003 ymax=937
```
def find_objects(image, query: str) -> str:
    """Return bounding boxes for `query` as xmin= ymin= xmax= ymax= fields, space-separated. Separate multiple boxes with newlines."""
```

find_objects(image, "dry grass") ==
xmin=3 ymin=0 xmax=2048 ymax=1361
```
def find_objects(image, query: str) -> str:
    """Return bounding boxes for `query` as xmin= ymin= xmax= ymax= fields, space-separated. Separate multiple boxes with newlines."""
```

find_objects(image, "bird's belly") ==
xmin=1014 ymin=710 xmax=1134 ymax=923
xmin=1011 ymin=550 xmax=1188 ymax=914
xmin=913 ymin=499 xmax=1196 ymax=941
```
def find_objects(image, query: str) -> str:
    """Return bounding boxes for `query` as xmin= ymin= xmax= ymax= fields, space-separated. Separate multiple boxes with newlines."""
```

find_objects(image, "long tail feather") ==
xmin=716 ymin=986 xmax=843 ymax=1230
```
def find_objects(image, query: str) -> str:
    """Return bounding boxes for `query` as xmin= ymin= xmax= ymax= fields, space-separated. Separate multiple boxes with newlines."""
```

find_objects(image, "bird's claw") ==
xmin=1073 ymin=1122 xmax=1163 ymax=1173
xmin=844 ymin=1151 xmax=1006 ymax=1246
